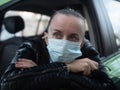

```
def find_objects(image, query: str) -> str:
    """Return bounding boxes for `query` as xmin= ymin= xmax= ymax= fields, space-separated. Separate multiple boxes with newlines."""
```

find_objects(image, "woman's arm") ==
xmin=1 ymin=38 xmax=116 ymax=90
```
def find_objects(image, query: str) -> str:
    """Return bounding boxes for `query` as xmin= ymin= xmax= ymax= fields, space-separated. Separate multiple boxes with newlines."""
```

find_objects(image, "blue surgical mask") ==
xmin=47 ymin=39 xmax=82 ymax=63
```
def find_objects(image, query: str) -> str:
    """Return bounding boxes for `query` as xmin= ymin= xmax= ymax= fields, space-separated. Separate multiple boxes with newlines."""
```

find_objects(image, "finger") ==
xmin=18 ymin=58 xmax=32 ymax=62
xmin=85 ymin=58 xmax=98 ymax=65
xmin=89 ymin=60 xmax=99 ymax=70
xmin=18 ymin=59 xmax=34 ymax=64
xmin=15 ymin=62 xmax=28 ymax=67
xmin=90 ymin=63 xmax=98 ymax=71
xmin=89 ymin=60 xmax=98 ymax=67
xmin=15 ymin=62 xmax=26 ymax=64
xmin=82 ymin=62 xmax=91 ymax=75
xmin=15 ymin=64 xmax=27 ymax=68
xmin=83 ymin=65 xmax=91 ymax=75
xmin=88 ymin=61 xmax=98 ymax=71
xmin=19 ymin=59 xmax=37 ymax=66
xmin=15 ymin=60 xmax=37 ymax=68
xmin=15 ymin=63 xmax=24 ymax=68
xmin=15 ymin=62 xmax=29 ymax=68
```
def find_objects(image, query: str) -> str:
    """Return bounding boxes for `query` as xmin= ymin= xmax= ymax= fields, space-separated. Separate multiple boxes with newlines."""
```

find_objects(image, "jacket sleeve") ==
xmin=0 ymin=39 xmax=70 ymax=90
xmin=1 ymin=39 xmax=117 ymax=90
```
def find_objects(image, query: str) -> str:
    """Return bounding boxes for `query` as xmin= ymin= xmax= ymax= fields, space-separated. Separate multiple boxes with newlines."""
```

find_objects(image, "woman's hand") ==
xmin=15 ymin=58 xmax=37 ymax=68
xmin=67 ymin=58 xmax=98 ymax=75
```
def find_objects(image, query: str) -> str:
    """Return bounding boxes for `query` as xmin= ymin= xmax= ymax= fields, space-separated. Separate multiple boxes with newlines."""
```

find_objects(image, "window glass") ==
xmin=103 ymin=0 xmax=120 ymax=48
xmin=1 ymin=10 xmax=50 ymax=40
xmin=0 ymin=0 xmax=11 ymax=6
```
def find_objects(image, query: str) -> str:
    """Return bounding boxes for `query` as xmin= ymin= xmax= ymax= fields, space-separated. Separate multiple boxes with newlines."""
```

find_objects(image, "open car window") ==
xmin=1 ymin=10 xmax=90 ymax=41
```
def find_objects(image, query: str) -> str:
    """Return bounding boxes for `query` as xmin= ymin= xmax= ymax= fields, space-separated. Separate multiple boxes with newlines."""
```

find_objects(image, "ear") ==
xmin=44 ymin=32 xmax=48 ymax=45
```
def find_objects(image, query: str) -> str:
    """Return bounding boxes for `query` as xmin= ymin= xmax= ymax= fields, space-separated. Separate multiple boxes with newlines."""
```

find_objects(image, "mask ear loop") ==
xmin=42 ymin=35 xmax=47 ymax=39
xmin=42 ymin=33 xmax=48 ymax=45
xmin=42 ymin=31 xmax=48 ymax=39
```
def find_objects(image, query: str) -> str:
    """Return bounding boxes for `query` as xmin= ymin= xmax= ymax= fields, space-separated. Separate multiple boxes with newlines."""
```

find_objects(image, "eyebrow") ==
xmin=53 ymin=29 xmax=62 ymax=32
xmin=53 ymin=29 xmax=79 ymax=37
xmin=70 ymin=33 xmax=79 ymax=36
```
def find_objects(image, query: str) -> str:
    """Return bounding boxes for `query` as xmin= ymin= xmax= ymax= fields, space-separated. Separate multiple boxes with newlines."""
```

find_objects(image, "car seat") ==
xmin=0 ymin=16 xmax=26 ymax=77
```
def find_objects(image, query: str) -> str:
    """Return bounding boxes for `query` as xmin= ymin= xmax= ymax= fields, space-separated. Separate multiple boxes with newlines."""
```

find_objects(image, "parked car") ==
xmin=0 ymin=0 xmax=120 ymax=89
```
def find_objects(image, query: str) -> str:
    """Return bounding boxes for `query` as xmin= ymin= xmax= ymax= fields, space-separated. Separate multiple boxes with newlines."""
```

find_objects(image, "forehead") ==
xmin=50 ymin=13 xmax=81 ymax=25
xmin=49 ymin=14 xmax=83 ymax=32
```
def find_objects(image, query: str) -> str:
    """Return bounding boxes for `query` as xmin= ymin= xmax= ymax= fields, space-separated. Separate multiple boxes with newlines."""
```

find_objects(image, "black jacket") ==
xmin=0 ymin=36 xmax=116 ymax=90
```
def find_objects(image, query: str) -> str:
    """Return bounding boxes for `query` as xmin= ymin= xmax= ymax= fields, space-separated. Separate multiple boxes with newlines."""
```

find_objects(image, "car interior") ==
xmin=0 ymin=0 xmax=87 ymax=77
xmin=0 ymin=0 xmax=120 ymax=89
xmin=0 ymin=15 xmax=26 ymax=76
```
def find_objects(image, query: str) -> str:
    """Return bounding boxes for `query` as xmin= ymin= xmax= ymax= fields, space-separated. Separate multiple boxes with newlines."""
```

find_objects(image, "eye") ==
xmin=68 ymin=34 xmax=80 ymax=42
xmin=52 ymin=31 xmax=63 ymax=39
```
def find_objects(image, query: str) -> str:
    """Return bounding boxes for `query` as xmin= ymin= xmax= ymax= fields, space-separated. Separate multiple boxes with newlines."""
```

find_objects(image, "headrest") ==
xmin=3 ymin=16 xmax=25 ymax=34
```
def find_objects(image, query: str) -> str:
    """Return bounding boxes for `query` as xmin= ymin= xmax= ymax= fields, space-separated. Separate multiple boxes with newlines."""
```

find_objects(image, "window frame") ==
xmin=83 ymin=0 xmax=118 ymax=57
